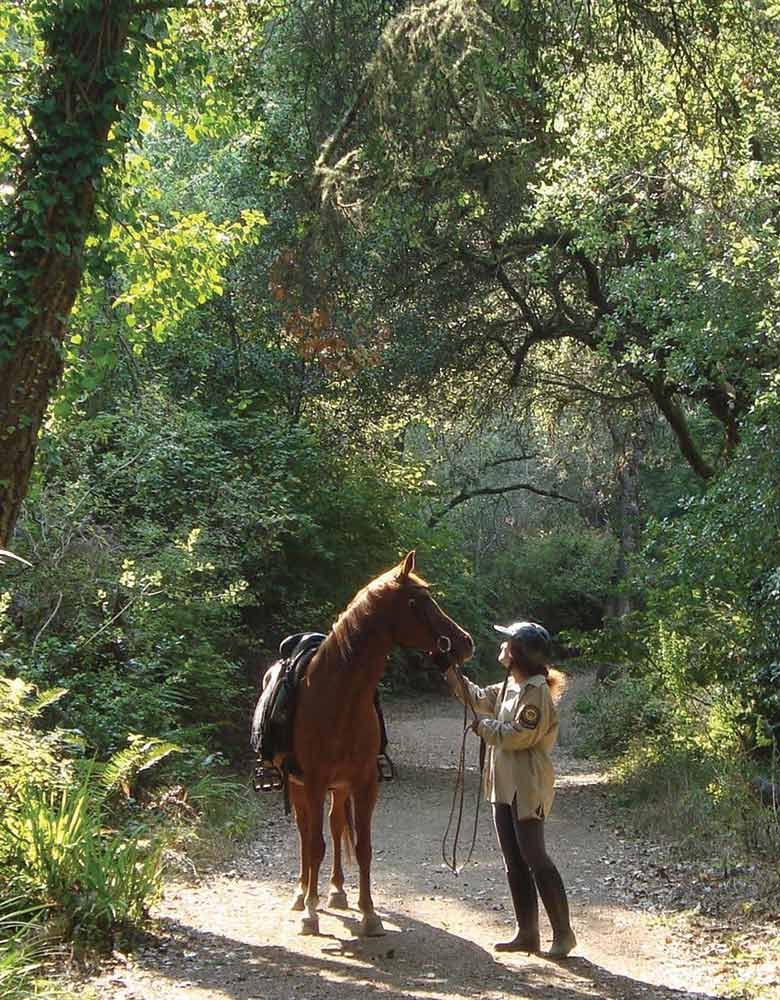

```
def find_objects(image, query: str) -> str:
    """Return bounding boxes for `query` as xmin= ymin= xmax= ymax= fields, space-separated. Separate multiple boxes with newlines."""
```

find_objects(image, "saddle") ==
xmin=251 ymin=632 xmax=325 ymax=774
xmin=251 ymin=632 xmax=394 ymax=796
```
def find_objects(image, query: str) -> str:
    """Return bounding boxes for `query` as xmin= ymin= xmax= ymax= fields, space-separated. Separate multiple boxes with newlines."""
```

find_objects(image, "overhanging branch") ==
xmin=429 ymin=481 xmax=577 ymax=528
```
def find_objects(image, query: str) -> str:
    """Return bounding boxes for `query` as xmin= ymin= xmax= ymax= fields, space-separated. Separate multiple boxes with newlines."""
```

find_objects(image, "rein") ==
xmin=405 ymin=587 xmax=486 ymax=874
xmin=441 ymin=666 xmax=509 ymax=876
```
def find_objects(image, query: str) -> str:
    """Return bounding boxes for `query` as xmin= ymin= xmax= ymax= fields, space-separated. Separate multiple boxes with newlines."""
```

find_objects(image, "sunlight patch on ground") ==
xmin=554 ymin=770 xmax=608 ymax=788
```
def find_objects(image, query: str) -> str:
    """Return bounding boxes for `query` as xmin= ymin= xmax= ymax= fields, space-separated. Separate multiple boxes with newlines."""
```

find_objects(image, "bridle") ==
xmin=404 ymin=585 xmax=486 ymax=876
xmin=405 ymin=587 xmax=455 ymax=658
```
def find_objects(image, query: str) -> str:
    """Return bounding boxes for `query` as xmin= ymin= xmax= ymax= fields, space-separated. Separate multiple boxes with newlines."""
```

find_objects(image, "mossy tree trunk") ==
xmin=0 ymin=1 xmax=157 ymax=546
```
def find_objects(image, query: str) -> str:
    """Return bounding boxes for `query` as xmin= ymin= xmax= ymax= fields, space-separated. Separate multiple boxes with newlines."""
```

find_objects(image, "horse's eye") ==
xmin=408 ymin=598 xmax=416 ymax=609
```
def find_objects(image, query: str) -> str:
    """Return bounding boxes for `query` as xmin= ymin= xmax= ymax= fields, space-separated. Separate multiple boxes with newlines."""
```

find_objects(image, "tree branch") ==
xmin=32 ymin=591 xmax=63 ymax=658
xmin=573 ymin=250 xmax=613 ymax=315
xmin=429 ymin=481 xmax=578 ymax=528
xmin=314 ymin=77 xmax=372 ymax=192
xmin=647 ymin=377 xmax=714 ymax=479
xmin=484 ymin=455 xmax=538 ymax=467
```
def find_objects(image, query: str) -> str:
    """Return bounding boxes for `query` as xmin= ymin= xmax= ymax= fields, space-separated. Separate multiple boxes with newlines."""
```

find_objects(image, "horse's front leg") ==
xmin=289 ymin=782 xmax=308 ymax=913
xmin=327 ymin=788 xmax=350 ymax=909
xmin=301 ymin=782 xmax=326 ymax=935
xmin=353 ymin=777 xmax=384 ymax=937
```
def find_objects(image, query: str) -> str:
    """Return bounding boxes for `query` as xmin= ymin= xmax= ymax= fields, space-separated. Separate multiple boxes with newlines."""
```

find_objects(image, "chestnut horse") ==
xmin=285 ymin=550 xmax=473 ymax=937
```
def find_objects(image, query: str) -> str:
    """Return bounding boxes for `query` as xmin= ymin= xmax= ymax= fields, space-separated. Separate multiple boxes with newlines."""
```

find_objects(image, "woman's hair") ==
xmin=508 ymin=638 xmax=567 ymax=701
xmin=544 ymin=666 xmax=567 ymax=701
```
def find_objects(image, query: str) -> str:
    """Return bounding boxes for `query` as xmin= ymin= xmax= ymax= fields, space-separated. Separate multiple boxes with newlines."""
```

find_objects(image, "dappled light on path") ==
xmin=88 ymin=693 xmax=724 ymax=1000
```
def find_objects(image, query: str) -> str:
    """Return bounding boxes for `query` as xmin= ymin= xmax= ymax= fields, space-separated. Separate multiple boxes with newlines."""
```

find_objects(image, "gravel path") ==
xmin=84 ymin=676 xmax=751 ymax=1000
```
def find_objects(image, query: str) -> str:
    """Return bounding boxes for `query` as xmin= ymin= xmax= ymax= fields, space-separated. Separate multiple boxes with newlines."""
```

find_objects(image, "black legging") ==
xmin=492 ymin=797 xmax=572 ymax=940
xmin=492 ymin=799 xmax=555 ymax=876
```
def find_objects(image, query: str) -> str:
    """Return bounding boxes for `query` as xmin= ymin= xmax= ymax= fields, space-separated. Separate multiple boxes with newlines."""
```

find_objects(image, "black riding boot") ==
xmin=535 ymin=866 xmax=576 ymax=957
xmin=495 ymin=867 xmax=540 ymax=953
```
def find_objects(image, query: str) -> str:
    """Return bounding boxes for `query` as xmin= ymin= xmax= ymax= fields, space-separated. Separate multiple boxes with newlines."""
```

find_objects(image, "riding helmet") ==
xmin=493 ymin=620 xmax=552 ymax=665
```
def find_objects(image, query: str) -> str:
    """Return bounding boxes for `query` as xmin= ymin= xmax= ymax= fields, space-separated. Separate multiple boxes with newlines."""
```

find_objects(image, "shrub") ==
xmin=0 ymin=677 xmax=75 ymax=802
xmin=612 ymin=734 xmax=724 ymax=850
xmin=0 ymin=896 xmax=54 ymax=1000
xmin=483 ymin=524 xmax=617 ymax=634
xmin=7 ymin=780 xmax=163 ymax=951
xmin=574 ymin=672 xmax=668 ymax=758
xmin=0 ymin=678 xmax=176 ymax=952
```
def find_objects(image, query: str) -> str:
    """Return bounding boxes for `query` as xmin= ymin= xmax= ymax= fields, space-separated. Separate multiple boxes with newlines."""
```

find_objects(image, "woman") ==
xmin=441 ymin=620 xmax=576 ymax=957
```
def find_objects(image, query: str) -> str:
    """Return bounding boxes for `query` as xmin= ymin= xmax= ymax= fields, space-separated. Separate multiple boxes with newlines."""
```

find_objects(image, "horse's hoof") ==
xmin=359 ymin=914 xmax=385 ymax=937
xmin=328 ymin=890 xmax=349 ymax=909
xmin=290 ymin=892 xmax=305 ymax=912
xmin=300 ymin=915 xmax=319 ymax=936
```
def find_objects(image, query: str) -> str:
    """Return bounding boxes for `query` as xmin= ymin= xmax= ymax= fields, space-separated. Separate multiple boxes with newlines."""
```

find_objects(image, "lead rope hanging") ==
xmin=441 ymin=666 xmax=509 ymax=875
xmin=441 ymin=666 xmax=481 ymax=874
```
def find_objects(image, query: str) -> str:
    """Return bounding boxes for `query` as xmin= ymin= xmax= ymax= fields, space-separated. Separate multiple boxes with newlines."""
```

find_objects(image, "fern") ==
xmin=0 ymin=679 xmax=74 ymax=810
xmin=95 ymin=735 xmax=182 ymax=802
xmin=26 ymin=686 xmax=68 ymax=717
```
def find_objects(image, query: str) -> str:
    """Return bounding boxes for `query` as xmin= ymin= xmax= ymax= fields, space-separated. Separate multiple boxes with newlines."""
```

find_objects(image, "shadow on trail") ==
xmin=141 ymin=908 xmax=718 ymax=1000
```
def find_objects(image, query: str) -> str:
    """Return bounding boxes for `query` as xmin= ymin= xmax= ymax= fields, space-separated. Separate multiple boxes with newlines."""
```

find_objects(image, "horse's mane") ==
xmin=308 ymin=568 xmax=428 ymax=679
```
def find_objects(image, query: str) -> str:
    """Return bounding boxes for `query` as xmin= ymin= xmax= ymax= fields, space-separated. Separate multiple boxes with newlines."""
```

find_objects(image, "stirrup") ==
xmin=377 ymin=752 xmax=395 ymax=783
xmin=253 ymin=762 xmax=284 ymax=792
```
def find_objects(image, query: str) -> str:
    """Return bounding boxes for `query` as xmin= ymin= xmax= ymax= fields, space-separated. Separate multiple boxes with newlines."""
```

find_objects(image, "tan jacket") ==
xmin=447 ymin=669 xmax=558 ymax=819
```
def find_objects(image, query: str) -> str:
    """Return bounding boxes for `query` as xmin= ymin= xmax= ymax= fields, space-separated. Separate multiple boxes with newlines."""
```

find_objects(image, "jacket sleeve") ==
xmin=445 ymin=669 xmax=501 ymax=716
xmin=477 ymin=684 xmax=551 ymax=749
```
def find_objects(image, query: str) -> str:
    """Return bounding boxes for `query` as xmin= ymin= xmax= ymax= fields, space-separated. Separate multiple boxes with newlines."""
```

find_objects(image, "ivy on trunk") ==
xmin=0 ymin=0 xmax=165 ymax=546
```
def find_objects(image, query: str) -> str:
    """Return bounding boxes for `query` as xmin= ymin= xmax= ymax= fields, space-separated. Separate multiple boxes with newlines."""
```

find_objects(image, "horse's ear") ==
xmin=398 ymin=550 xmax=416 ymax=580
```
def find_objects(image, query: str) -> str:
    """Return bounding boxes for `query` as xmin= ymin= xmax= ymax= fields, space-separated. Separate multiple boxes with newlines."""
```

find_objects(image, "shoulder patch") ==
xmin=519 ymin=704 xmax=540 ymax=729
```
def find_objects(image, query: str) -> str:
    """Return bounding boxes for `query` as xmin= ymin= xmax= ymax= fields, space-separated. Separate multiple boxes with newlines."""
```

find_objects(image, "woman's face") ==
xmin=498 ymin=640 xmax=512 ymax=669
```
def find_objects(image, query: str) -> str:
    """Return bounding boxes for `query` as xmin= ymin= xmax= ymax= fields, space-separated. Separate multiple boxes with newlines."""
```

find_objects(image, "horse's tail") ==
xmin=342 ymin=794 xmax=355 ymax=866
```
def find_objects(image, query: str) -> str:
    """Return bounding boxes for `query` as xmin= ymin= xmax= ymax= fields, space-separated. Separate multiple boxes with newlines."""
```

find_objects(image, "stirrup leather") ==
xmin=377 ymin=752 xmax=395 ymax=783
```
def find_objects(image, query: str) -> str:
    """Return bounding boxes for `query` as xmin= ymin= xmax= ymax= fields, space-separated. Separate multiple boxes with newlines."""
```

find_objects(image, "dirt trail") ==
xmin=89 ymin=677 xmax=728 ymax=1000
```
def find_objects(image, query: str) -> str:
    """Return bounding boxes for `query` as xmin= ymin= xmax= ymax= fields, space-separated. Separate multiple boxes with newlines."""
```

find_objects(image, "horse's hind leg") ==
xmin=327 ymin=788 xmax=350 ymax=909
xmin=353 ymin=779 xmax=385 ymax=937
xmin=289 ymin=783 xmax=307 ymax=912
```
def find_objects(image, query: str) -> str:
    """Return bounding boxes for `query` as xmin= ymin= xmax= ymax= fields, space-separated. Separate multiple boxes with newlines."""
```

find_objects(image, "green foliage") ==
xmin=600 ymin=392 xmax=780 ymax=752
xmin=574 ymin=673 xmax=668 ymax=758
xmin=609 ymin=722 xmax=780 ymax=859
xmin=9 ymin=377 xmax=474 ymax=757
xmin=7 ymin=780 xmax=163 ymax=950
xmin=572 ymin=670 xmax=776 ymax=854
xmin=166 ymin=772 xmax=264 ymax=863
xmin=0 ymin=678 xmax=172 ymax=952
xmin=612 ymin=736 xmax=727 ymax=852
xmin=485 ymin=525 xmax=617 ymax=634
xmin=0 ymin=899 xmax=51 ymax=1000
xmin=0 ymin=677 xmax=75 ymax=799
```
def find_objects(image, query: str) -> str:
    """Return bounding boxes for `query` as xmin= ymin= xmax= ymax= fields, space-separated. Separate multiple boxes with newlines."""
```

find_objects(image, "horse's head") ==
xmin=390 ymin=551 xmax=474 ymax=665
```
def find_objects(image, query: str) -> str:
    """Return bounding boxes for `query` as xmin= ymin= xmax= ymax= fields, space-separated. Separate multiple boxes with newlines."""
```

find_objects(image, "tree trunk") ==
xmin=0 ymin=1 xmax=147 ymax=547
xmin=604 ymin=418 xmax=645 ymax=620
